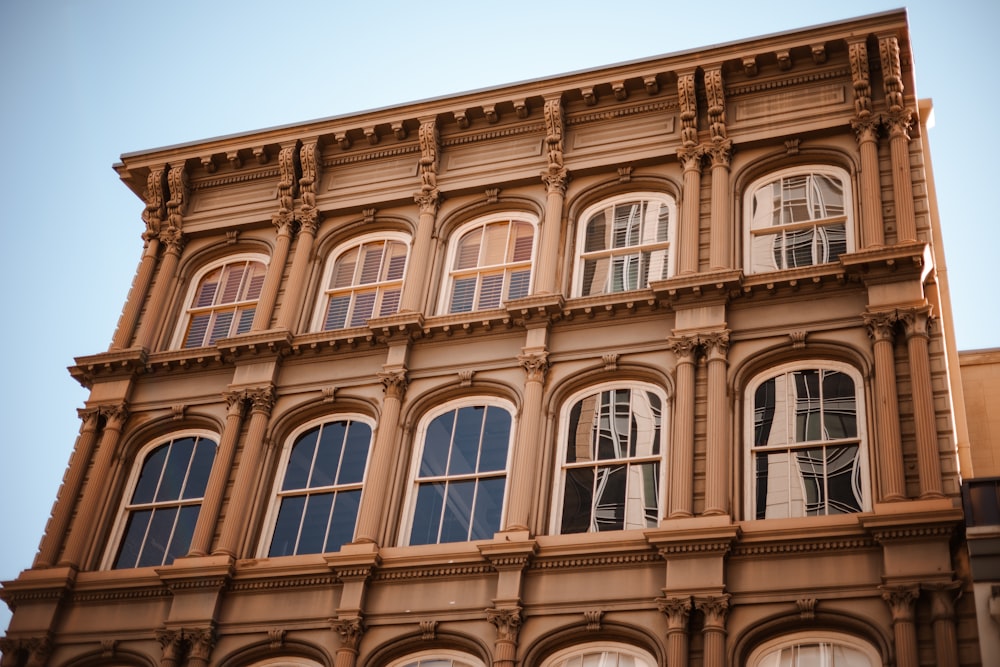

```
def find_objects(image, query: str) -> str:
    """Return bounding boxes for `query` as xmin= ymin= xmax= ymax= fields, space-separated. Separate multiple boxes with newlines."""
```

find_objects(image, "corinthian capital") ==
xmin=880 ymin=584 xmax=919 ymax=623
xmin=333 ymin=616 xmax=366 ymax=649
xmin=518 ymin=352 xmax=550 ymax=383
xmin=379 ymin=369 xmax=409 ymax=399
xmin=187 ymin=626 xmax=216 ymax=662
xmin=694 ymin=594 xmax=730 ymax=629
xmin=486 ymin=606 xmax=522 ymax=642
xmin=863 ymin=310 xmax=897 ymax=342
xmin=898 ymin=305 xmax=934 ymax=340
xmin=702 ymin=330 xmax=730 ymax=360
xmin=656 ymin=596 xmax=692 ymax=630
xmin=414 ymin=190 xmax=440 ymax=216
xmin=99 ymin=403 xmax=130 ymax=429
xmin=246 ymin=385 xmax=276 ymax=415
xmin=676 ymin=145 xmax=704 ymax=173
xmin=669 ymin=336 xmax=698 ymax=361
xmin=541 ymin=166 xmax=569 ymax=195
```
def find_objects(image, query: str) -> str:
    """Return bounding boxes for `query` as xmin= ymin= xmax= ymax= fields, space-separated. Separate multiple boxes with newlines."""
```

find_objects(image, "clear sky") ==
xmin=1 ymin=0 xmax=996 ymax=632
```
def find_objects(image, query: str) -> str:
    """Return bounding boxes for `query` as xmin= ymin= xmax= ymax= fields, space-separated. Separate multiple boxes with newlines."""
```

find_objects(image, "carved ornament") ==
xmin=879 ymin=34 xmax=905 ymax=113
xmin=379 ymin=369 xmax=409 ymax=399
xmin=694 ymin=594 xmax=731 ymax=628
xmin=848 ymin=37 xmax=872 ymax=118
xmin=704 ymin=66 xmax=727 ymax=142
xmin=246 ymin=385 xmax=276 ymax=415
xmin=584 ymin=609 xmax=603 ymax=631
xmin=141 ymin=167 xmax=167 ymax=241
xmin=276 ymin=144 xmax=298 ymax=215
xmin=880 ymin=584 xmax=919 ymax=622
xmin=656 ymin=596 xmax=692 ymax=629
xmin=417 ymin=119 xmax=439 ymax=196
xmin=486 ymin=606 xmax=522 ymax=642
xmin=677 ymin=71 xmax=698 ymax=147
xmin=420 ymin=620 xmax=438 ymax=640
xmin=518 ymin=352 xmax=549 ymax=383
xmin=543 ymin=97 xmax=565 ymax=170
xmin=299 ymin=140 xmax=322 ymax=211
xmin=165 ymin=162 xmax=189 ymax=230
xmin=333 ymin=616 xmax=366 ymax=649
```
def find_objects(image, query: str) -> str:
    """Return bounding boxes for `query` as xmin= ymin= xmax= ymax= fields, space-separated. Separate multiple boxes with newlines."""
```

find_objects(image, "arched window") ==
xmin=542 ymin=643 xmax=657 ymax=667
xmin=574 ymin=193 xmax=676 ymax=297
xmin=553 ymin=384 xmax=666 ymax=534
xmin=441 ymin=214 xmax=536 ymax=314
xmin=746 ymin=631 xmax=880 ymax=667
xmin=746 ymin=362 xmax=869 ymax=520
xmin=262 ymin=417 xmax=373 ymax=557
xmin=401 ymin=399 xmax=514 ymax=545
xmin=745 ymin=166 xmax=853 ymax=273
xmin=108 ymin=433 xmax=217 ymax=569
xmin=315 ymin=235 xmax=409 ymax=331
xmin=179 ymin=256 xmax=267 ymax=348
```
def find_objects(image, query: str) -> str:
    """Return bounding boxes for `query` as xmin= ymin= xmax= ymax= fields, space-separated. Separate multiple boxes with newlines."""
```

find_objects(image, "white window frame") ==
xmin=399 ymin=397 xmax=516 ymax=546
xmin=258 ymin=414 xmax=375 ymax=558
xmin=744 ymin=165 xmax=854 ymax=274
xmin=102 ymin=430 xmax=218 ymax=570
xmin=746 ymin=631 xmax=880 ymax=667
xmin=386 ymin=650 xmax=487 ymax=667
xmin=171 ymin=253 xmax=269 ymax=349
xmin=541 ymin=643 xmax=657 ymax=667
xmin=436 ymin=212 xmax=538 ymax=315
xmin=743 ymin=360 xmax=870 ymax=521
xmin=310 ymin=232 xmax=411 ymax=332
xmin=572 ymin=192 xmax=677 ymax=297
xmin=550 ymin=382 xmax=668 ymax=535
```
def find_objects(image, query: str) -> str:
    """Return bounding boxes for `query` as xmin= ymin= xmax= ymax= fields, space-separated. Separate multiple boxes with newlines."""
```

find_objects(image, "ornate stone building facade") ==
xmin=1 ymin=9 xmax=985 ymax=667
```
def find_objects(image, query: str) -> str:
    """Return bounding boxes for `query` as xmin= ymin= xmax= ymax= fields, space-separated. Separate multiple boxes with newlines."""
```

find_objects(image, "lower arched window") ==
xmin=746 ymin=631 xmax=880 ymax=667
xmin=387 ymin=650 xmax=486 ymax=667
xmin=542 ymin=643 xmax=656 ymax=667
xmin=746 ymin=362 xmax=869 ymax=520
xmin=108 ymin=433 xmax=218 ymax=569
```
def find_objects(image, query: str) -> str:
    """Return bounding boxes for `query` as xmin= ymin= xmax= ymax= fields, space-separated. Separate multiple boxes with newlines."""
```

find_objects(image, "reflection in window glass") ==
xmin=321 ymin=239 xmax=408 ymax=330
xmin=748 ymin=170 xmax=850 ymax=273
xmin=577 ymin=196 xmax=673 ymax=296
xmin=751 ymin=368 xmax=865 ymax=519
xmin=754 ymin=640 xmax=875 ymax=667
xmin=546 ymin=646 xmax=655 ymax=667
xmin=408 ymin=405 xmax=512 ymax=545
xmin=559 ymin=387 xmax=663 ymax=533
xmin=113 ymin=435 xmax=217 ymax=569
xmin=268 ymin=420 xmax=372 ymax=556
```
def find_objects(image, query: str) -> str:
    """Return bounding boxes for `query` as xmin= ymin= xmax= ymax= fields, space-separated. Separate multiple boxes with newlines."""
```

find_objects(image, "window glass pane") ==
xmin=472 ymin=477 xmax=506 ymax=540
xmin=194 ymin=278 xmax=219 ymax=308
xmin=184 ymin=314 xmax=211 ymax=348
xmin=561 ymin=467 xmax=595 ymax=534
xmin=822 ymin=370 xmax=857 ymax=439
xmin=339 ymin=422 xmax=372 ymax=485
xmin=481 ymin=223 xmax=508 ymax=266
xmin=479 ymin=408 xmax=511 ymax=472
xmin=133 ymin=444 xmax=169 ymax=504
xmin=136 ymin=507 xmax=177 ymax=567
xmin=585 ymin=211 xmax=608 ymax=252
xmin=511 ymin=223 xmax=534 ymax=261
xmin=219 ymin=264 xmax=245 ymax=303
xmin=350 ymin=291 xmax=377 ymax=327
xmin=166 ymin=504 xmax=200 ymax=564
xmin=594 ymin=465 xmax=626 ymax=531
xmin=754 ymin=378 xmax=777 ymax=447
xmin=793 ymin=370 xmax=822 ymax=442
xmin=296 ymin=492 xmax=334 ymax=554
xmin=421 ymin=412 xmax=454 ymax=478
xmin=478 ymin=274 xmax=504 ymax=310
xmin=440 ymin=480 xmax=475 ymax=543
xmin=359 ymin=244 xmax=385 ymax=284
xmin=324 ymin=295 xmax=351 ymax=330
xmin=450 ymin=406 xmax=485 ymax=476
xmin=326 ymin=489 xmax=361 ymax=552
xmin=636 ymin=462 xmax=660 ymax=527
xmin=155 ymin=437 xmax=195 ymax=503
xmin=207 ymin=310 xmax=234 ymax=345
xmin=312 ymin=422 xmax=346 ymax=488
xmin=826 ymin=445 xmax=863 ymax=514
xmin=268 ymin=495 xmax=306 ymax=557
xmin=450 ymin=277 xmax=477 ymax=313
xmin=284 ymin=427 xmax=319 ymax=491
xmin=332 ymin=248 xmax=358 ymax=288
xmin=385 ymin=243 xmax=408 ymax=280
xmin=235 ymin=307 xmax=255 ymax=335
xmin=114 ymin=509 xmax=152 ymax=569
xmin=581 ymin=257 xmax=608 ymax=296
xmin=245 ymin=265 xmax=266 ymax=300
xmin=410 ymin=482 xmax=446 ymax=545
xmin=507 ymin=270 xmax=531 ymax=301
xmin=455 ymin=228 xmax=482 ymax=269
xmin=182 ymin=437 xmax=216 ymax=499
xmin=379 ymin=288 xmax=402 ymax=317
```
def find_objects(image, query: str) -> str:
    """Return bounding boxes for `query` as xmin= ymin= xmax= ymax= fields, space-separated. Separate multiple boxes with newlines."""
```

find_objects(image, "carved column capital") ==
xmin=486 ymin=606 xmax=522 ymax=643
xmin=518 ymin=352 xmax=550 ymax=384
xmin=272 ymin=210 xmax=295 ymax=235
xmin=898 ymin=306 xmax=934 ymax=340
xmin=297 ymin=206 xmax=321 ymax=235
xmin=881 ymin=584 xmax=920 ymax=623
xmin=851 ymin=116 xmax=881 ymax=144
xmin=155 ymin=628 xmax=185 ymax=664
xmin=669 ymin=336 xmax=699 ymax=362
xmin=706 ymin=140 xmax=732 ymax=168
xmin=245 ymin=385 xmax=276 ymax=416
xmin=158 ymin=225 xmax=186 ymax=255
xmin=187 ymin=626 xmax=216 ymax=664
xmin=223 ymin=390 xmax=247 ymax=417
xmin=676 ymin=145 xmax=704 ymax=173
xmin=883 ymin=110 xmax=913 ymax=140
xmin=864 ymin=311 xmax=898 ymax=342
xmin=99 ymin=403 xmax=130 ymax=430
xmin=379 ymin=369 xmax=409 ymax=400
xmin=541 ymin=167 xmax=569 ymax=195
xmin=333 ymin=616 xmax=366 ymax=650
xmin=414 ymin=190 xmax=441 ymax=216
xmin=657 ymin=595 xmax=693 ymax=630
xmin=702 ymin=331 xmax=730 ymax=361
xmin=694 ymin=594 xmax=731 ymax=629
xmin=22 ymin=635 xmax=53 ymax=667
xmin=924 ymin=581 xmax=962 ymax=621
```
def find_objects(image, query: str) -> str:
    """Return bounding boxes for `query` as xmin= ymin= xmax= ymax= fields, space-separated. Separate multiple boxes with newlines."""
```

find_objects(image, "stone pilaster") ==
xmin=703 ymin=331 xmax=730 ymax=516
xmin=864 ymin=311 xmax=906 ymax=501
xmin=668 ymin=336 xmax=697 ymax=518
xmin=506 ymin=352 xmax=549 ymax=531
xmin=899 ymin=307 xmax=943 ymax=498
xmin=879 ymin=33 xmax=917 ymax=244
xmin=676 ymin=69 xmax=701 ymax=276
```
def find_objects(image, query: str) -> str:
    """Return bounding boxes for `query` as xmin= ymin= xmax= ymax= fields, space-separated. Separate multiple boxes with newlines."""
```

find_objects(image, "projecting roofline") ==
xmin=116 ymin=7 xmax=907 ymax=165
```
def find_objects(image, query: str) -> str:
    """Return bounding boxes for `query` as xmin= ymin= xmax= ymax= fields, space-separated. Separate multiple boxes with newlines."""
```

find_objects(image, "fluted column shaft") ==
xmin=928 ymin=584 xmax=960 ymax=667
xmin=354 ymin=372 xmax=406 ymax=543
xmin=696 ymin=596 xmax=730 ymax=667
xmin=704 ymin=334 xmax=730 ymax=515
xmin=188 ymin=392 xmax=246 ymax=556
xmin=658 ymin=597 xmax=691 ymax=667
xmin=708 ymin=144 xmax=732 ymax=270
xmin=883 ymin=586 xmax=919 ymax=667
xmin=136 ymin=237 xmax=183 ymax=351
xmin=111 ymin=237 xmax=160 ymax=350
xmin=252 ymin=216 xmax=293 ymax=331
xmin=35 ymin=410 xmax=100 ymax=567
xmin=902 ymin=309 xmax=943 ymax=498
xmin=866 ymin=313 xmax=906 ymax=501
xmin=678 ymin=151 xmax=702 ymax=275
xmin=536 ymin=175 xmax=567 ymax=294
xmin=215 ymin=387 xmax=274 ymax=557
xmin=400 ymin=203 xmax=437 ymax=313
xmin=277 ymin=217 xmax=318 ymax=332
xmin=59 ymin=405 xmax=127 ymax=568
xmin=506 ymin=353 xmax=548 ymax=530
xmin=669 ymin=338 xmax=697 ymax=518
xmin=888 ymin=120 xmax=917 ymax=243
xmin=855 ymin=121 xmax=886 ymax=248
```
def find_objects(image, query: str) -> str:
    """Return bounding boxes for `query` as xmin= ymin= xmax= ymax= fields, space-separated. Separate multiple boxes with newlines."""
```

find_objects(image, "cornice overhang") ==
xmin=650 ymin=269 xmax=744 ymax=307
xmin=215 ymin=329 xmax=293 ymax=360
xmin=69 ymin=347 xmax=148 ymax=389
xmin=559 ymin=290 xmax=664 ymax=322
xmin=839 ymin=241 xmax=933 ymax=286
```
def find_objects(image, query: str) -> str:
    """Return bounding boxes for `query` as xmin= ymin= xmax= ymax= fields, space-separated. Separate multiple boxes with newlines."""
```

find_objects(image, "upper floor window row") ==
xmin=315 ymin=234 xmax=409 ymax=331
xmin=180 ymin=257 xmax=267 ymax=348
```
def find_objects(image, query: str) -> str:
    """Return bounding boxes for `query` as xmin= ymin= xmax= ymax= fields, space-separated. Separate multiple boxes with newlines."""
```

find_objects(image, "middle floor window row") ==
xmin=107 ymin=362 xmax=870 ymax=569
xmin=178 ymin=167 xmax=854 ymax=348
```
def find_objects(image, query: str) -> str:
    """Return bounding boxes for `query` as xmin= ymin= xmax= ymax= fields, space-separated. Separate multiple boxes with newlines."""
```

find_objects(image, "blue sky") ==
xmin=1 ymin=0 xmax=996 ymax=632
